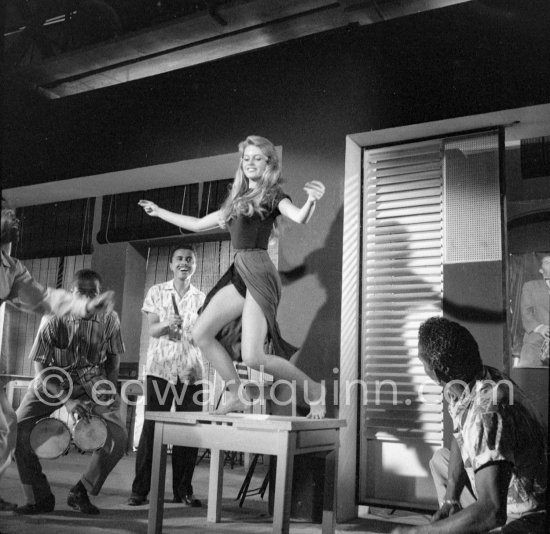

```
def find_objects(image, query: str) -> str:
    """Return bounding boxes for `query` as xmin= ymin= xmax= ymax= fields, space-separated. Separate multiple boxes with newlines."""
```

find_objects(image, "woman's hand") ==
xmin=304 ymin=180 xmax=325 ymax=202
xmin=279 ymin=181 xmax=325 ymax=224
xmin=138 ymin=200 xmax=161 ymax=217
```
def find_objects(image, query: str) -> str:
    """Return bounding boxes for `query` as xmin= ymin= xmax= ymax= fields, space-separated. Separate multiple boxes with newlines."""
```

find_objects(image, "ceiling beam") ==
xmin=11 ymin=0 xmax=340 ymax=96
xmin=7 ymin=0 xmax=474 ymax=98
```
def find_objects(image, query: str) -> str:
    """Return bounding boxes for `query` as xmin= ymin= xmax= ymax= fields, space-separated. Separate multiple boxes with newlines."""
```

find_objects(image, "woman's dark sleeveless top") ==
xmin=226 ymin=189 xmax=289 ymax=249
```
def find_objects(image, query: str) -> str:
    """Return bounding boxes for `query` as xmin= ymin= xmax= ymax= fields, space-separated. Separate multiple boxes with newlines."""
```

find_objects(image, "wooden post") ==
xmin=147 ymin=422 xmax=167 ymax=534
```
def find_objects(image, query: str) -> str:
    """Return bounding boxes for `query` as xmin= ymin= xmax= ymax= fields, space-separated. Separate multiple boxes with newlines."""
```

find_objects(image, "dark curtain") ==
xmin=14 ymin=198 xmax=95 ymax=260
xmin=96 ymin=179 xmax=232 ymax=244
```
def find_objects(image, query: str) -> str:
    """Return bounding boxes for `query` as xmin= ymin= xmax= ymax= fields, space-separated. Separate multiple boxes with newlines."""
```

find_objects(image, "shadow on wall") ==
xmin=287 ymin=210 xmax=448 ymax=500
xmin=279 ymin=206 xmax=343 ymax=418
xmin=278 ymin=211 xmax=434 ymax=492
xmin=442 ymin=298 xmax=505 ymax=323
xmin=349 ymin=217 xmax=443 ymax=500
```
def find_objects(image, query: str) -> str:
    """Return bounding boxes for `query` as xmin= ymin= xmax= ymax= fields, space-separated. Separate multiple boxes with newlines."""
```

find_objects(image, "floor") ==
xmin=0 ymin=449 xmax=431 ymax=533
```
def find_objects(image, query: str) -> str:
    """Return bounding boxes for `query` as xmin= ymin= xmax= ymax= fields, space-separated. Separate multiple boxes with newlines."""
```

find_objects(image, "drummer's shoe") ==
xmin=0 ymin=496 xmax=17 ymax=511
xmin=173 ymin=493 xmax=202 ymax=507
xmin=127 ymin=494 xmax=149 ymax=506
xmin=67 ymin=481 xmax=99 ymax=515
xmin=15 ymin=494 xmax=55 ymax=515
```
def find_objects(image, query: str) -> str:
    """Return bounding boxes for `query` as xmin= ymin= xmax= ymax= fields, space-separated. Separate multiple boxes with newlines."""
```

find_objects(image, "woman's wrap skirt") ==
xmin=200 ymin=249 xmax=298 ymax=361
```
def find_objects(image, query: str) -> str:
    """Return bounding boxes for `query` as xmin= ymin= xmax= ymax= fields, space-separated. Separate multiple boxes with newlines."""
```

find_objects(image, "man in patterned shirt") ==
xmin=14 ymin=269 xmax=126 ymax=516
xmin=128 ymin=246 xmax=205 ymax=507
xmin=519 ymin=254 xmax=550 ymax=366
xmin=392 ymin=317 xmax=547 ymax=534
xmin=1 ymin=198 xmax=114 ymax=514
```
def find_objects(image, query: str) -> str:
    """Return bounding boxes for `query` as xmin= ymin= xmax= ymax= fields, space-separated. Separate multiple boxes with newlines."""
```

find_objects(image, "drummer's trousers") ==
xmin=15 ymin=387 xmax=127 ymax=504
xmin=0 ymin=388 xmax=17 ymax=482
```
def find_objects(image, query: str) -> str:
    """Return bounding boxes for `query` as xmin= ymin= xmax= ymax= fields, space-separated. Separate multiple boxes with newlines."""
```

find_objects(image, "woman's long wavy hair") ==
xmin=220 ymin=136 xmax=283 ymax=224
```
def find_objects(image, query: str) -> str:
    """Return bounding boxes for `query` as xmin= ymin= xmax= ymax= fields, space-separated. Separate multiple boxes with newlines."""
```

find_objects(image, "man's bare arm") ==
xmin=391 ymin=462 xmax=511 ymax=534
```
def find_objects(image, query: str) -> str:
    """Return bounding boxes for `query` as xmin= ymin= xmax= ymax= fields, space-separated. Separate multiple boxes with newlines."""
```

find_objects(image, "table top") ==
xmin=145 ymin=411 xmax=346 ymax=431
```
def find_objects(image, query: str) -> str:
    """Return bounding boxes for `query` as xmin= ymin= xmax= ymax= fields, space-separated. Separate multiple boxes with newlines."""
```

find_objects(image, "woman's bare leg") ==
xmin=192 ymin=284 xmax=248 ymax=414
xmin=240 ymin=291 xmax=325 ymax=418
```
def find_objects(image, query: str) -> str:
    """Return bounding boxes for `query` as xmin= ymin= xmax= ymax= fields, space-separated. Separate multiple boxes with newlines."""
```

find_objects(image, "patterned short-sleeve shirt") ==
xmin=142 ymin=281 xmax=205 ymax=384
xmin=449 ymin=366 xmax=547 ymax=516
xmin=29 ymin=311 xmax=125 ymax=401
xmin=29 ymin=311 xmax=125 ymax=370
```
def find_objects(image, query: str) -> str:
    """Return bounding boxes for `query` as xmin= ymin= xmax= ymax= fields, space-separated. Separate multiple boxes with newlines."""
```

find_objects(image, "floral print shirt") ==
xmin=449 ymin=366 xmax=547 ymax=516
xmin=142 ymin=280 xmax=205 ymax=385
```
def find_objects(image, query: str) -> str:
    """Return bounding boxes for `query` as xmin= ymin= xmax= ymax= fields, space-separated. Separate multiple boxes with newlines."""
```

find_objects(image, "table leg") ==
xmin=207 ymin=448 xmax=224 ymax=523
xmin=268 ymin=455 xmax=275 ymax=514
xmin=321 ymin=445 xmax=338 ymax=534
xmin=148 ymin=422 xmax=167 ymax=534
xmin=272 ymin=434 xmax=295 ymax=534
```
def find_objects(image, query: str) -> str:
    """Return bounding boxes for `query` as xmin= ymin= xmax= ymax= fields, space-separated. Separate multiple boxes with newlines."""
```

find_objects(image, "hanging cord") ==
xmin=80 ymin=198 xmax=91 ymax=255
xmin=56 ymin=255 xmax=65 ymax=290
xmin=144 ymin=245 xmax=151 ymax=272
xmin=178 ymin=186 xmax=187 ymax=235
xmin=205 ymin=182 xmax=211 ymax=215
xmin=104 ymin=195 xmax=114 ymax=244
xmin=198 ymin=242 xmax=205 ymax=289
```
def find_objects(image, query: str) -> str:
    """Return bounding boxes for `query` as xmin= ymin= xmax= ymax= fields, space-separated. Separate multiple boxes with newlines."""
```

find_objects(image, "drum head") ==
xmin=72 ymin=415 xmax=107 ymax=452
xmin=30 ymin=418 xmax=71 ymax=459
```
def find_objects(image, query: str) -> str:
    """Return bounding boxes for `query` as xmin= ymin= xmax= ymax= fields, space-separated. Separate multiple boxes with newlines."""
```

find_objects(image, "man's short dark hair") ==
xmin=71 ymin=269 xmax=102 ymax=288
xmin=418 ymin=317 xmax=483 ymax=384
xmin=170 ymin=245 xmax=196 ymax=263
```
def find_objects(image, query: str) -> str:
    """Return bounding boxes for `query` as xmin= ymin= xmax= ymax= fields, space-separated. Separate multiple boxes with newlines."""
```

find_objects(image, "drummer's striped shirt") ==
xmin=29 ymin=311 xmax=125 ymax=374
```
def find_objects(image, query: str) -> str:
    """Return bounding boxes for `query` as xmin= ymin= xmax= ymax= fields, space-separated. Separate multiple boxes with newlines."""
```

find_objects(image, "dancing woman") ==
xmin=139 ymin=135 xmax=326 ymax=418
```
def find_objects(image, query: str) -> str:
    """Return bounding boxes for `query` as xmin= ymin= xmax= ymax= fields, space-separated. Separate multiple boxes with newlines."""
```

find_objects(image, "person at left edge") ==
xmin=0 ymin=197 xmax=114 ymax=513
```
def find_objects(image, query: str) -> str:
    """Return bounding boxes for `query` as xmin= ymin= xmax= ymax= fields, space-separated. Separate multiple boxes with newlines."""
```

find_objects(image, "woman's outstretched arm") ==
xmin=138 ymin=200 xmax=222 ymax=232
xmin=278 ymin=180 xmax=325 ymax=224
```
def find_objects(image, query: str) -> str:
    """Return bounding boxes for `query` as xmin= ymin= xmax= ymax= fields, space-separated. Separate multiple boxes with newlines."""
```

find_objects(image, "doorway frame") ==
xmin=338 ymin=103 xmax=550 ymax=520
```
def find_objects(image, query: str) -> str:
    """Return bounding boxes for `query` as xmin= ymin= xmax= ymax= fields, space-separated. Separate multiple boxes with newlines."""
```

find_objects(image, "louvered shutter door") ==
xmin=359 ymin=140 xmax=444 ymax=507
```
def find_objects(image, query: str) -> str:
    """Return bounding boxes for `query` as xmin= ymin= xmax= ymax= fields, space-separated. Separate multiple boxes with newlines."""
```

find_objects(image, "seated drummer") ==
xmin=14 ymin=269 xmax=126 ymax=516
xmin=1 ymin=198 xmax=114 ymax=512
xmin=392 ymin=317 xmax=547 ymax=534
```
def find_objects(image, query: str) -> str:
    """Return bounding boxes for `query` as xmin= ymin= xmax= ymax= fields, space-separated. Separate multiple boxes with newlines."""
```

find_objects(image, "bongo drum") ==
xmin=72 ymin=415 xmax=107 ymax=452
xmin=30 ymin=418 xmax=71 ymax=459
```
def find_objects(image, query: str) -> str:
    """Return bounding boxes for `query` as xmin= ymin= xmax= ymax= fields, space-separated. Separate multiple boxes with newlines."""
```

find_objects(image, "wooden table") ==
xmin=146 ymin=411 xmax=346 ymax=534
